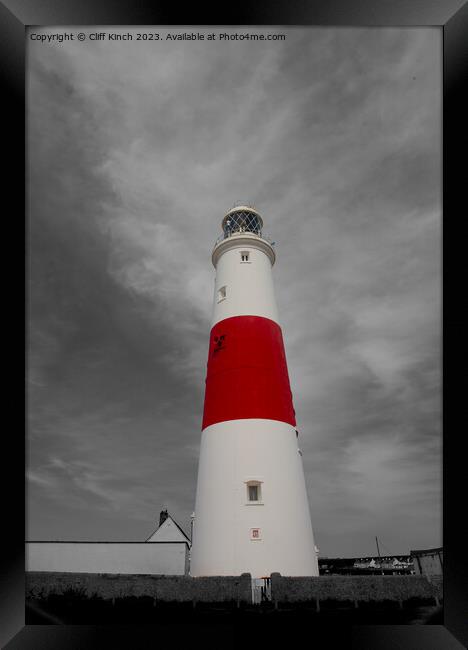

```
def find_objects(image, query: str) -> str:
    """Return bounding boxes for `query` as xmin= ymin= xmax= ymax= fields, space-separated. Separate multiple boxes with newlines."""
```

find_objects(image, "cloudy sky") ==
xmin=27 ymin=26 xmax=441 ymax=557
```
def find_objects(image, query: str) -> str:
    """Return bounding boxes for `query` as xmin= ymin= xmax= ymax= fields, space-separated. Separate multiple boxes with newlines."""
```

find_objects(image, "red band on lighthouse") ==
xmin=202 ymin=315 xmax=296 ymax=430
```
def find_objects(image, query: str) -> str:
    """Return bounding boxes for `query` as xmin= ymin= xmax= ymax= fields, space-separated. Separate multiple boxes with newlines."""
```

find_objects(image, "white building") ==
xmin=410 ymin=547 xmax=443 ymax=576
xmin=26 ymin=510 xmax=191 ymax=575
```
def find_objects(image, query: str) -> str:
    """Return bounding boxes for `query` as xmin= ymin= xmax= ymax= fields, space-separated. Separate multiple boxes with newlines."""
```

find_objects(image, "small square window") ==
xmin=217 ymin=286 xmax=226 ymax=302
xmin=240 ymin=251 xmax=250 ymax=262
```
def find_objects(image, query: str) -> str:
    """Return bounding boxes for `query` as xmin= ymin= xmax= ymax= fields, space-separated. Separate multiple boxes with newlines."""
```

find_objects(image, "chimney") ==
xmin=159 ymin=509 xmax=169 ymax=527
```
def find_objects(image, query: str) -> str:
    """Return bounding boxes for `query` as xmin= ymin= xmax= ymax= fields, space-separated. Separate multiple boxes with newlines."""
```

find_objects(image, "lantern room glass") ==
xmin=223 ymin=210 xmax=262 ymax=237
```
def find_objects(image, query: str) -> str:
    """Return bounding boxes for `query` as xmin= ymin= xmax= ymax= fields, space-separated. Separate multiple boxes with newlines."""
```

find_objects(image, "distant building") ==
xmin=26 ymin=510 xmax=191 ymax=575
xmin=410 ymin=547 xmax=443 ymax=576
xmin=319 ymin=555 xmax=414 ymax=575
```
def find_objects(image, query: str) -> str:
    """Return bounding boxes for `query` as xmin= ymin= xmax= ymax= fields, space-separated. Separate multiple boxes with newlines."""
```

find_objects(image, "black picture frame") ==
xmin=3 ymin=1 xmax=467 ymax=647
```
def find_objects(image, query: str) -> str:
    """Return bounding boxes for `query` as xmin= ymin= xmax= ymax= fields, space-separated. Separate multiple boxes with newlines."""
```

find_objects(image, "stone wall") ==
xmin=270 ymin=574 xmax=442 ymax=605
xmin=26 ymin=572 xmax=252 ymax=604
xmin=26 ymin=572 xmax=443 ymax=608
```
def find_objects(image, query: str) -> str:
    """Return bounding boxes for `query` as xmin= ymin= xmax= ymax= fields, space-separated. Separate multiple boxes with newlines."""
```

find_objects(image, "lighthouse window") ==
xmin=248 ymin=485 xmax=258 ymax=501
xmin=246 ymin=481 xmax=262 ymax=503
xmin=240 ymin=251 xmax=250 ymax=262
xmin=217 ymin=286 xmax=227 ymax=302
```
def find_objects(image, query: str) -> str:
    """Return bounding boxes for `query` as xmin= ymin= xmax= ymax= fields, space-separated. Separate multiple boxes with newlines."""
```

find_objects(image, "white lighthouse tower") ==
xmin=190 ymin=206 xmax=319 ymax=577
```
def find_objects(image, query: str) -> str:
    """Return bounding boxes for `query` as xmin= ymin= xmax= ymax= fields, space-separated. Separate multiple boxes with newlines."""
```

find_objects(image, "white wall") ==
xmin=413 ymin=552 xmax=443 ymax=576
xmin=212 ymin=237 xmax=278 ymax=327
xmin=191 ymin=419 xmax=319 ymax=577
xmin=26 ymin=542 xmax=189 ymax=575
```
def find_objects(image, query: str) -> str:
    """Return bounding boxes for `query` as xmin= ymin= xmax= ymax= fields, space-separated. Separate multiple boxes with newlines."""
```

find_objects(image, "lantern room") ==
xmin=222 ymin=206 xmax=264 ymax=238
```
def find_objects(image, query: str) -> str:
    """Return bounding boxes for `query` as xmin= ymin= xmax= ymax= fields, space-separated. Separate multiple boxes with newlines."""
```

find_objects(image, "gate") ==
xmin=251 ymin=577 xmax=272 ymax=605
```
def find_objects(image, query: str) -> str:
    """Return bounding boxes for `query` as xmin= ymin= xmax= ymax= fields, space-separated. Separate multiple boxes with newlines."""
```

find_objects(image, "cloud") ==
xmin=27 ymin=26 xmax=441 ymax=555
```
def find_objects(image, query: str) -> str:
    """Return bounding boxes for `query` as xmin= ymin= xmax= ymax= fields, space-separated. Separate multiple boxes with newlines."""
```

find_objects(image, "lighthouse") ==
xmin=190 ymin=206 xmax=319 ymax=577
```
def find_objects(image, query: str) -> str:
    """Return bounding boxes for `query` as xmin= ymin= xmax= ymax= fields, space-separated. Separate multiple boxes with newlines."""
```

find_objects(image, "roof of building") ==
xmin=145 ymin=513 xmax=191 ymax=545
